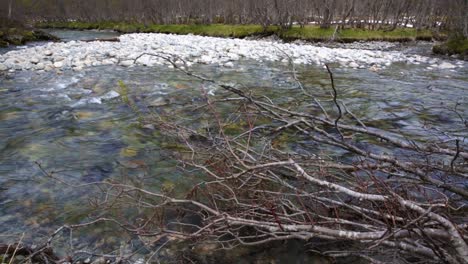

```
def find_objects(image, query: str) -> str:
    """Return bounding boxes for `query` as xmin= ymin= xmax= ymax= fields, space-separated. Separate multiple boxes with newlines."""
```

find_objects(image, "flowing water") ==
xmin=0 ymin=30 xmax=467 ymax=262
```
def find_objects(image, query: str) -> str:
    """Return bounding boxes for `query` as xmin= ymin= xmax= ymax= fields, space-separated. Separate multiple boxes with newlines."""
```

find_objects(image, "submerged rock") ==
xmin=438 ymin=62 xmax=457 ymax=69
xmin=120 ymin=60 xmax=134 ymax=67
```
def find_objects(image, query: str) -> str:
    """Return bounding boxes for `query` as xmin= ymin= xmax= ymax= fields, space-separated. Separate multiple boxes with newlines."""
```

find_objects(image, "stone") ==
xmin=120 ymin=60 xmax=134 ymax=67
xmin=0 ymin=63 xmax=7 ymax=71
xmin=148 ymin=97 xmax=167 ymax=107
xmin=53 ymin=61 xmax=64 ymax=68
xmin=44 ymin=50 xmax=53 ymax=56
xmin=438 ymin=62 xmax=456 ymax=69
xmin=54 ymin=56 xmax=65 ymax=62
xmin=101 ymin=91 xmax=120 ymax=100
xmin=35 ymin=63 xmax=45 ymax=70
xmin=30 ymin=57 xmax=40 ymax=64
xmin=143 ymin=124 xmax=156 ymax=130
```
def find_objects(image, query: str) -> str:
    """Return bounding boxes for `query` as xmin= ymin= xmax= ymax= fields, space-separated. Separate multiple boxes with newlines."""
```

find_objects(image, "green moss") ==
xmin=0 ymin=27 xmax=57 ymax=46
xmin=433 ymin=37 xmax=468 ymax=57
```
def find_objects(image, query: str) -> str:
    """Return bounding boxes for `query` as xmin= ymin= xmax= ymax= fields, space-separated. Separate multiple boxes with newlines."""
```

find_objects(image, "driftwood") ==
xmin=82 ymin=37 xmax=120 ymax=43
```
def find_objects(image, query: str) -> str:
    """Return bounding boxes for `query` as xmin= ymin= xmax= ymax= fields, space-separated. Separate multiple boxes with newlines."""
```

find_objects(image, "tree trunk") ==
xmin=8 ymin=0 xmax=12 ymax=20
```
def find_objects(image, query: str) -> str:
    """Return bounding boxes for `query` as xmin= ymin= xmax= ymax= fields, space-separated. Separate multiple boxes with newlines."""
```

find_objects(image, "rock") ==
xmin=224 ymin=61 xmax=234 ymax=68
xmin=34 ymin=62 xmax=45 ymax=71
xmin=438 ymin=62 xmax=456 ymax=69
xmin=54 ymin=56 xmax=65 ymax=62
xmin=101 ymin=90 xmax=120 ymax=100
xmin=120 ymin=60 xmax=134 ymax=67
xmin=90 ymin=258 xmax=106 ymax=264
xmin=148 ymin=97 xmax=167 ymax=107
xmin=143 ymin=124 xmax=156 ymax=130
xmin=44 ymin=50 xmax=53 ymax=56
xmin=30 ymin=57 xmax=40 ymax=64
xmin=0 ymin=63 xmax=7 ymax=71
xmin=349 ymin=62 xmax=359 ymax=68
xmin=53 ymin=61 xmax=64 ymax=68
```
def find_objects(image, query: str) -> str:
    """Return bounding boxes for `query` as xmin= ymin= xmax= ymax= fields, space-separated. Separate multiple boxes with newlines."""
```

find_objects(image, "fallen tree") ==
xmin=32 ymin=55 xmax=468 ymax=263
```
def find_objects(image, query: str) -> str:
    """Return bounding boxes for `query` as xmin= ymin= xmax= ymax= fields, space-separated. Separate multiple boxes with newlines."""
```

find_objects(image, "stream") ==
xmin=0 ymin=30 xmax=467 ymax=263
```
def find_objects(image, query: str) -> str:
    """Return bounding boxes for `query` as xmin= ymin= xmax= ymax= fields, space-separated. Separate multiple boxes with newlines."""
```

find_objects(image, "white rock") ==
xmin=349 ymin=62 xmax=359 ymax=68
xmin=35 ymin=63 xmax=45 ymax=70
xmin=30 ymin=57 xmax=40 ymax=64
xmin=44 ymin=50 xmax=53 ymax=56
xmin=224 ymin=62 xmax=234 ymax=68
xmin=120 ymin=60 xmax=134 ymax=67
xmin=101 ymin=90 xmax=120 ymax=100
xmin=54 ymin=56 xmax=65 ymax=62
xmin=438 ymin=62 xmax=456 ymax=69
xmin=0 ymin=63 xmax=7 ymax=71
xmin=53 ymin=61 xmax=64 ymax=68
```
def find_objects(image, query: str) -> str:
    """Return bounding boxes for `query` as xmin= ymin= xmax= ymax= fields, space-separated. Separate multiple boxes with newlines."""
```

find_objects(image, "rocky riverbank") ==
xmin=0 ymin=33 xmax=464 ymax=73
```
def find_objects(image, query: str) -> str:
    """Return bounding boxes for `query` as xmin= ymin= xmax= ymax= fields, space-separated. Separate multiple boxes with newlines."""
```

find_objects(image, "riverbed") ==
xmin=0 ymin=30 xmax=467 ymax=262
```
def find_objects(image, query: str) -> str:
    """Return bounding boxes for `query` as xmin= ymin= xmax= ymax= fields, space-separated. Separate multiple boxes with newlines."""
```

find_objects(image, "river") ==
xmin=0 ymin=30 xmax=467 ymax=263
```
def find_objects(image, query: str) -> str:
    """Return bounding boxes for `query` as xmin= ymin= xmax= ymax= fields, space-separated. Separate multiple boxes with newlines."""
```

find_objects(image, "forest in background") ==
xmin=0 ymin=0 xmax=467 ymax=36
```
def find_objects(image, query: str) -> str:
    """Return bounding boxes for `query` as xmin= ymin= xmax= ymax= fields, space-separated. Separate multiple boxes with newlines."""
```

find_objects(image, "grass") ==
xmin=37 ymin=21 xmax=443 ymax=42
xmin=279 ymin=26 xmax=435 ymax=42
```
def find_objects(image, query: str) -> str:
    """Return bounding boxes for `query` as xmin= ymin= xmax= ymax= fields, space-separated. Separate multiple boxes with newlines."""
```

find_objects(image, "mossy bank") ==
xmin=0 ymin=27 xmax=59 ymax=47
xmin=37 ymin=21 xmax=443 ymax=43
xmin=433 ymin=37 xmax=468 ymax=59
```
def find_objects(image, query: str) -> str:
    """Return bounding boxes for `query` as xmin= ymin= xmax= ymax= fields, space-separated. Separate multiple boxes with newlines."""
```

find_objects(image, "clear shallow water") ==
xmin=0 ymin=33 xmax=467 ymax=260
xmin=43 ymin=29 xmax=121 ymax=41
